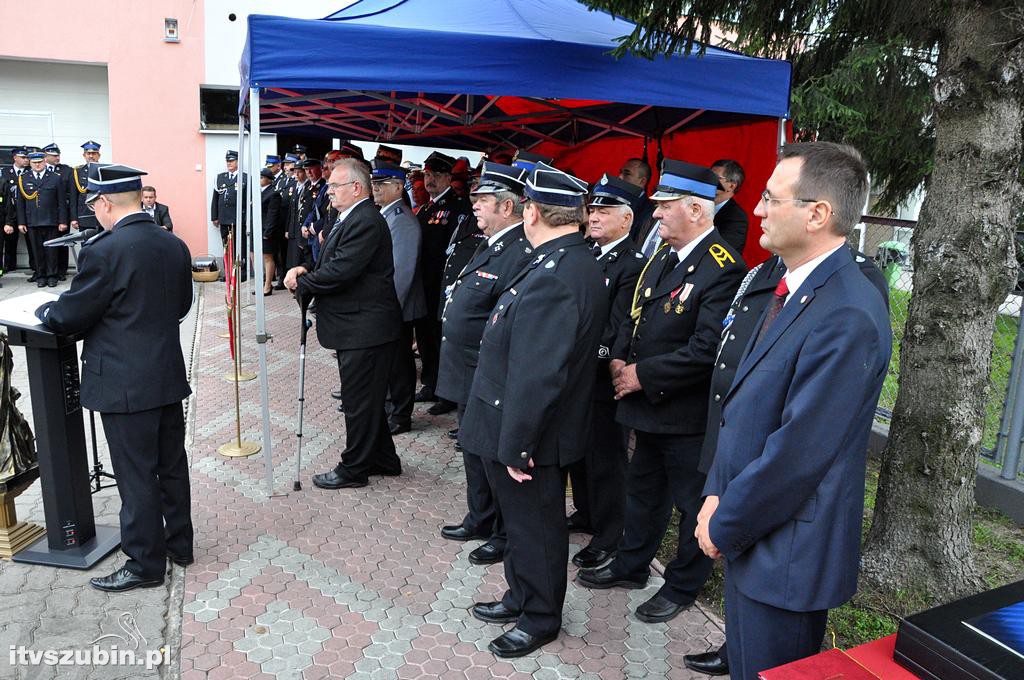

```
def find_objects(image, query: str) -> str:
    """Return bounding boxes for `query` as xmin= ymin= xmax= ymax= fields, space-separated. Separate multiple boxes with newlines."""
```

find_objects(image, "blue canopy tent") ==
xmin=235 ymin=0 xmax=792 ymax=494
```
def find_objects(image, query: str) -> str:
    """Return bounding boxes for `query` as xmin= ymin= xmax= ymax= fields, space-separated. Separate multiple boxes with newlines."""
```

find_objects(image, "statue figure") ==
xmin=0 ymin=333 xmax=36 ymax=484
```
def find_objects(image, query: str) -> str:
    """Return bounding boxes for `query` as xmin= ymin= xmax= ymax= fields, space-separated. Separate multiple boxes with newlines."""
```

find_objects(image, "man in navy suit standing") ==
xmin=696 ymin=142 xmax=892 ymax=679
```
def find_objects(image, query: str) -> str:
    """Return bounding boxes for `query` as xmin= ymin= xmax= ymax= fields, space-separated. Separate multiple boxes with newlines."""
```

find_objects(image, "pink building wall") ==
xmin=0 ymin=1 xmax=208 ymax=256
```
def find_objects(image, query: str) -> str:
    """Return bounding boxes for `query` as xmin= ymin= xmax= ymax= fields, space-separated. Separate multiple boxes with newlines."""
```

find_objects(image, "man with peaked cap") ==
xmin=43 ymin=144 xmax=75 ymax=281
xmin=292 ymin=143 xmax=308 ymax=161
xmin=285 ymin=158 xmax=403 ymax=488
xmin=15 ymin=151 xmax=68 ymax=287
xmin=576 ymin=159 xmax=746 ymax=626
xmin=566 ymin=174 xmax=647 ymax=569
xmin=461 ymin=162 xmax=608 ymax=658
xmin=299 ymin=159 xmax=327 ymax=262
xmin=0 ymin=147 xmax=30 ymax=273
xmin=35 ymin=163 xmax=194 ymax=592
xmin=510 ymin=150 xmax=553 ymax=173
xmin=437 ymin=162 xmax=534 ymax=568
xmin=282 ymin=153 xmax=299 ymax=179
xmin=68 ymin=141 xmax=102 ymax=237
xmin=413 ymin=151 xmax=476 ymax=412
xmin=273 ymin=154 xmax=299 ymax=288
xmin=284 ymin=160 xmax=310 ymax=270
xmin=265 ymin=154 xmax=283 ymax=179
xmin=371 ymin=160 xmax=426 ymax=435
xmin=210 ymin=150 xmax=248 ymax=276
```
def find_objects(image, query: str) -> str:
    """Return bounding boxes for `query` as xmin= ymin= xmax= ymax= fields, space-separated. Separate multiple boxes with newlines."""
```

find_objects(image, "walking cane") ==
xmin=294 ymin=292 xmax=313 ymax=491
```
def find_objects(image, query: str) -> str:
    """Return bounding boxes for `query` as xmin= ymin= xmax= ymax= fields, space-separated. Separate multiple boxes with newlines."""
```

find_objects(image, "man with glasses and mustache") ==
xmin=285 ymin=159 xmax=403 ymax=489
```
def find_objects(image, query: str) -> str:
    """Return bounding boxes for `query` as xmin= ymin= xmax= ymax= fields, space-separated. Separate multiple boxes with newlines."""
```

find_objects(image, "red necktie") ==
xmin=756 ymin=277 xmax=789 ymax=345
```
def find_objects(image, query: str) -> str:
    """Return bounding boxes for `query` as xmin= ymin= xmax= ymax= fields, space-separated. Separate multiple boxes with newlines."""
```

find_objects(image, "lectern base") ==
xmin=13 ymin=524 xmax=121 ymax=569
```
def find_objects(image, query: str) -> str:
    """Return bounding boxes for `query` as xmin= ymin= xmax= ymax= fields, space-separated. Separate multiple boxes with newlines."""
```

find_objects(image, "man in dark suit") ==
xmin=141 ymin=186 xmax=174 ymax=231
xmin=696 ymin=142 xmax=891 ymax=678
xmin=299 ymin=159 xmax=327 ymax=263
xmin=0 ymin=147 xmax=30 ymax=274
xmin=285 ymin=158 xmax=403 ymax=488
xmin=36 ymin=163 xmax=194 ymax=592
xmin=619 ymin=157 xmax=658 ymax=245
xmin=413 ymin=151 xmax=475 ymax=412
xmin=15 ymin=151 xmax=69 ymax=287
xmin=461 ymin=163 xmax=607 ymax=658
xmin=284 ymin=161 xmax=309 ymax=270
xmin=370 ymin=160 xmax=426 ymax=435
xmin=567 ymin=174 xmax=647 ymax=570
xmin=210 ymin=150 xmax=247 ymax=274
xmin=258 ymin=170 xmax=283 ymax=295
xmin=711 ymin=159 xmax=749 ymax=254
xmin=68 ymin=141 xmax=103 ymax=242
xmin=43 ymin=144 xmax=73 ymax=279
xmin=437 ymin=162 xmax=533 ymax=568
xmin=682 ymin=245 xmax=888 ymax=677
xmin=577 ymin=160 xmax=745 ymax=628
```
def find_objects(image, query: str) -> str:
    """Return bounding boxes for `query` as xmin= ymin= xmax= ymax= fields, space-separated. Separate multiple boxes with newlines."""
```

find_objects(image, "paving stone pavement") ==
xmin=0 ymin=271 xmax=725 ymax=680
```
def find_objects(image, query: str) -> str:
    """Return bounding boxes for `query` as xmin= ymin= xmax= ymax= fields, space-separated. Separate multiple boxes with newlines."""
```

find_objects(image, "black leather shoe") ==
xmin=572 ymin=546 xmax=615 ymax=570
xmin=635 ymin=593 xmax=689 ymax=623
xmin=47 ymin=278 xmax=58 ymax=287
xmin=468 ymin=542 xmax=504 ymax=565
xmin=414 ymin=386 xmax=436 ymax=402
xmin=331 ymin=388 xmax=342 ymax=400
xmin=454 ymin=442 xmax=463 ymax=452
xmin=488 ymin=627 xmax=558 ymax=658
xmin=447 ymin=428 xmax=459 ymax=440
xmin=566 ymin=512 xmax=594 ymax=535
xmin=576 ymin=565 xmax=646 ymax=590
xmin=90 ymin=567 xmax=164 ymax=592
xmin=389 ymin=421 xmax=411 ymax=435
xmin=471 ymin=601 xmax=519 ymax=624
xmin=336 ymin=403 xmax=345 ymax=413
xmin=427 ymin=399 xmax=456 ymax=415
xmin=273 ymin=282 xmax=286 ymax=290
xmin=36 ymin=280 xmax=47 ymax=288
xmin=27 ymin=273 xmax=38 ymax=282
xmin=440 ymin=524 xmax=488 ymax=542
xmin=312 ymin=470 xmax=367 ymax=489
xmin=683 ymin=650 xmax=729 ymax=676
xmin=167 ymin=551 xmax=195 ymax=567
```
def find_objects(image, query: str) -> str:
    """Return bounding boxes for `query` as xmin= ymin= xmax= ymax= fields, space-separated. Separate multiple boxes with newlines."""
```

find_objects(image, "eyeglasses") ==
xmin=327 ymin=181 xmax=357 ymax=191
xmin=760 ymin=190 xmax=818 ymax=206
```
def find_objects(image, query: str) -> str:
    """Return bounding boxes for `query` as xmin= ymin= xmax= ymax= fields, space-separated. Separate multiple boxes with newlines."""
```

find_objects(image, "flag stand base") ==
xmin=218 ymin=440 xmax=261 ymax=458
xmin=224 ymin=369 xmax=257 ymax=382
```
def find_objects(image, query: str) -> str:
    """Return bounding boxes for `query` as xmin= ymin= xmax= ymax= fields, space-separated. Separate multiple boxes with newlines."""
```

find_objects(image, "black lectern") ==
xmin=0 ymin=293 xmax=120 ymax=569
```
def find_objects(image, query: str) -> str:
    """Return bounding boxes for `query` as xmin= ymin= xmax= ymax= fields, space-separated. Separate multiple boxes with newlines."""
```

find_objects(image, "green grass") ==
xmin=882 ymin=287 xmax=1018 ymax=451
xmin=659 ymin=459 xmax=1024 ymax=649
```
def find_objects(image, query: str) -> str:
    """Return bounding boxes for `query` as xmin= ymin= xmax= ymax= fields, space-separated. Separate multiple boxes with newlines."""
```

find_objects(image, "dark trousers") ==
xmin=485 ymin=459 xmax=567 ymax=637
xmin=101 ymin=402 xmax=193 ymax=579
xmin=613 ymin=431 xmax=712 ymax=605
xmin=413 ymin=315 xmax=442 ymax=390
xmin=28 ymin=226 xmax=59 ymax=279
xmin=385 ymin=322 xmax=416 ymax=427
xmin=724 ymin=569 xmax=827 ymax=680
xmin=275 ymin=235 xmax=289 ymax=284
xmin=1 ymin=228 xmax=19 ymax=271
xmin=458 ymin=405 xmax=506 ymax=547
xmin=57 ymin=240 xmax=68 ymax=276
xmin=285 ymin=236 xmax=305 ymax=271
xmin=579 ymin=400 xmax=629 ymax=551
xmin=336 ymin=341 xmax=400 ymax=479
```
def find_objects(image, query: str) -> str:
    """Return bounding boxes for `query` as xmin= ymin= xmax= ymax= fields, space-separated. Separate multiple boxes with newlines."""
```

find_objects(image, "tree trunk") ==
xmin=861 ymin=1 xmax=1023 ymax=602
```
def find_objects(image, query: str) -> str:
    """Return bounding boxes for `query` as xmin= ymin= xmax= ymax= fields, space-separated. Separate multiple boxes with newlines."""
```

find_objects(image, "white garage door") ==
xmin=0 ymin=59 xmax=110 ymax=268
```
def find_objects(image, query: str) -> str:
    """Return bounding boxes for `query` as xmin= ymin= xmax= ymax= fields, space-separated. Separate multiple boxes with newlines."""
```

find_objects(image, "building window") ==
xmin=200 ymin=87 xmax=239 ymax=130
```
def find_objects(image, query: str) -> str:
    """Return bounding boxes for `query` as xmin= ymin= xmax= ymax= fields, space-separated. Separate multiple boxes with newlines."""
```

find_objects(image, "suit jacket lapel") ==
xmin=727 ymin=247 xmax=854 ymax=399
xmin=460 ymin=224 xmax=524 ymax=280
xmin=317 ymin=200 xmax=365 ymax=269
xmin=648 ymin=232 xmax=716 ymax=301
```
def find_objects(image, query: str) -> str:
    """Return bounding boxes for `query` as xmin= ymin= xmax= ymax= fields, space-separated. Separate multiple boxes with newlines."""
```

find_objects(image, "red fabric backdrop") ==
xmin=534 ymin=118 xmax=785 ymax=267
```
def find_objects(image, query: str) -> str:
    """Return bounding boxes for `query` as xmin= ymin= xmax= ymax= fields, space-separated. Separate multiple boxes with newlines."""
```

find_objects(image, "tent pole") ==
xmin=250 ymin=87 xmax=275 ymax=497
xmin=777 ymin=117 xmax=787 ymax=157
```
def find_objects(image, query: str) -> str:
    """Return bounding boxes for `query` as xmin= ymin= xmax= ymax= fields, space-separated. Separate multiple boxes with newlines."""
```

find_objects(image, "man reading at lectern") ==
xmin=35 ymin=163 xmax=195 ymax=592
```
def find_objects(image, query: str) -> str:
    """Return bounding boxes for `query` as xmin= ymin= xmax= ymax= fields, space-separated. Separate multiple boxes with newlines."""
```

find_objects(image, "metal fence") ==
xmin=853 ymin=218 xmax=1022 ymax=469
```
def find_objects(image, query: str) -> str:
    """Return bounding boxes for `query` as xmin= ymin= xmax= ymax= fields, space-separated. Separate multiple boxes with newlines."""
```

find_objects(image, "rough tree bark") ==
xmin=862 ymin=0 xmax=1024 ymax=601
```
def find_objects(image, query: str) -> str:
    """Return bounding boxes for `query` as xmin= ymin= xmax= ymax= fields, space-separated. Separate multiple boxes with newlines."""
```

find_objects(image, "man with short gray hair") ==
xmin=711 ymin=159 xmax=749 ymax=253
xmin=285 ymin=158 xmax=403 ymax=489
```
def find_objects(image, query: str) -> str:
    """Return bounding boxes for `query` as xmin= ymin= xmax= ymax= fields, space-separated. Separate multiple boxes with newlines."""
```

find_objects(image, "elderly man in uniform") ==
xmin=15 ymin=151 xmax=68 ymax=287
xmin=299 ymin=159 xmax=326 ymax=262
xmin=370 ymin=159 xmax=426 ymax=436
xmin=413 ymin=151 xmax=476 ymax=413
xmin=566 ymin=174 xmax=647 ymax=569
xmin=284 ymin=160 xmax=310 ymax=270
xmin=285 ymin=158 xmax=403 ymax=488
xmin=576 ymin=159 xmax=745 ymax=627
xmin=210 ymin=150 xmax=248 ymax=276
xmin=42 ymin=143 xmax=73 ymax=280
xmin=437 ymin=162 xmax=533 ymax=567
xmin=36 ymin=163 xmax=194 ymax=591
xmin=461 ymin=163 xmax=607 ymax=658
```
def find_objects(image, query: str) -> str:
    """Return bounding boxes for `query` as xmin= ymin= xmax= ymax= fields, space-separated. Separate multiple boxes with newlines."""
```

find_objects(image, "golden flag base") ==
xmin=224 ymin=368 xmax=257 ymax=382
xmin=0 ymin=478 xmax=46 ymax=560
xmin=218 ymin=440 xmax=261 ymax=458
